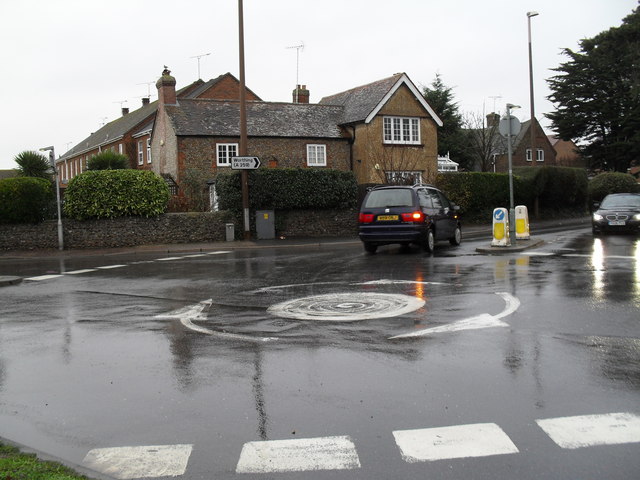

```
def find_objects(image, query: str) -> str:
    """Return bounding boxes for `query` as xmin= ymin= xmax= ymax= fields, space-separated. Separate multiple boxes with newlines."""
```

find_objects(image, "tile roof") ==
xmin=165 ymin=99 xmax=345 ymax=138
xmin=319 ymin=74 xmax=404 ymax=124
xmin=58 ymin=80 xmax=208 ymax=161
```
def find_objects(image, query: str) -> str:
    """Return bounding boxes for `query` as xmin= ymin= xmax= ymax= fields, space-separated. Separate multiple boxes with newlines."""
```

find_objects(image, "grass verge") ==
xmin=0 ymin=442 xmax=90 ymax=480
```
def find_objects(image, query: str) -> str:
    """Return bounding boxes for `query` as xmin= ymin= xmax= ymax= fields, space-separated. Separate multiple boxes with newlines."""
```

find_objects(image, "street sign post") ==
xmin=231 ymin=156 xmax=261 ymax=170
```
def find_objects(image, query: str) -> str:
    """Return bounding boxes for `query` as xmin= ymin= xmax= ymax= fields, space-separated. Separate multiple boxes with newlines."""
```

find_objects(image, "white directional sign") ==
xmin=231 ymin=156 xmax=261 ymax=170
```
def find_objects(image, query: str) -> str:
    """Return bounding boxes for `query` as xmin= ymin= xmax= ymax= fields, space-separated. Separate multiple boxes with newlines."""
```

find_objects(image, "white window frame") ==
xmin=385 ymin=171 xmax=423 ymax=185
xmin=137 ymin=141 xmax=143 ymax=166
xmin=526 ymin=148 xmax=544 ymax=162
xmin=217 ymin=143 xmax=238 ymax=167
xmin=119 ymin=143 xmax=124 ymax=155
xmin=146 ymin=138 xmax=152 ymax=164
xmin=383 ymin=116 xmax=420 ymax=144
xmin=306 ymin=144 xmax=327 ymax=167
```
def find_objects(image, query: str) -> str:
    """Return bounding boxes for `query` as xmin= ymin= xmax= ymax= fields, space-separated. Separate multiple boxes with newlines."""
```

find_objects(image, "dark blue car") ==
xmin=358 ymin=184 xmax=462 ymax=254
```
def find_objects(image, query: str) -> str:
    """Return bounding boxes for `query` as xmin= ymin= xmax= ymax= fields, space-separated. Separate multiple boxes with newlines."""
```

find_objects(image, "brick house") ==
xmin=57 ymin=73 xmax=261 ymax=184
xmin=547 ymin=135 xmax=585 ymax=168
xmin=492 ymin=117 xmax=557 ymax=172
xmin=151 ymin=69 xmax=442 ymax=204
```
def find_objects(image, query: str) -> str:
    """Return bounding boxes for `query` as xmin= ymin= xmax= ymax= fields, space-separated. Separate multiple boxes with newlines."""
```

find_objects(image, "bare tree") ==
xmin=362 ymin=127 xmax=437 ymax=185
xmin=463 ymin=111 xmax=503 ymax=172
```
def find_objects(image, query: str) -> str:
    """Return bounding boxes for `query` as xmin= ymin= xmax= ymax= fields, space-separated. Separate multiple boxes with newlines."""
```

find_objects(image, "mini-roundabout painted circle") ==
xmin=267 ymin=292 xmax=425 ymax=322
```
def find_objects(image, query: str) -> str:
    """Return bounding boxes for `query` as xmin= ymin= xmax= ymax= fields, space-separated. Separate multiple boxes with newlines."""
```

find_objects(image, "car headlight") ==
xmin=593 ymin=213 xmax=604 ymax=221
xmin=633 ymin=213 xmax=640 ymax=221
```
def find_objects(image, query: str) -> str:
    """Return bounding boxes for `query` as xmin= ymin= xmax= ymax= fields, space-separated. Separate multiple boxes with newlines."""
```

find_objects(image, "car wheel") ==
xmin=449 ymin=225 xmax=462 ymax=246
xmin=364 ymin=242 xmax=378 ymax=254
xmin=422 ymin=229 xmax=435 ymax=253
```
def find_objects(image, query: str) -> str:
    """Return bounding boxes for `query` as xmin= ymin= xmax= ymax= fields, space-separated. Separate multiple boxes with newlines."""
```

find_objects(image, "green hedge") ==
xmin=0 ymin=177 xmax=53 ymax=224
xmin=64 ymin=170 xmax=170 ymax=220
xmin=513 ymin=166 xmax=588 ymax=210
xmin=216 ymin=168 xmax=358 ymax=211
xmin=436 ymin=167 xmax=589 ymax=222
xmin=435 ymin=172 xmax=532 ymax=222
xmin=588 ymin=172 xmax=640 ymax=203
xmin=87 ymin=151 xmax=129 ymax=170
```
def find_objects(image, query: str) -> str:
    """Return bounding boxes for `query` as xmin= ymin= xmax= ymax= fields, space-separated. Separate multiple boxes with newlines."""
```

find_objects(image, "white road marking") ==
xmin=253 ymin=282 xmax=338 ymax=293
xmin=65 ymin=269 xmax=97 ymax=274
xmin=82 ymin=444 xmax=193 ymax=479
xmin=268 ymin=293 xmax=425 ymax=321
xmin=493 ymin=292 xmax=521 ymax=319
xmin=184 ymin=254 xmax=207 ymax=258
xmin=356 ymin=279 xmax=449 ymax=286
xmin=155 ymin=299 xmax=277 ymax=342
xmin=96 ymin=264 xmax=126 ymax=269
xmin=236 ymin=436 xmax=361 ymax=473
xmin=393 ymin=423 xmax=519 ymax=462
xmin=157 ymin=257 xmax=183 ymax=261
xmin=523 ymin=252 xmax=555 ymax=256
xmin=24 ymin=274 xmax=64 ymax=281
xmin=207 ymin=250 xmax=231 ymax=255
xmin=389 ymin=292 xmax=518 ymax=339
xmin=536 ymin=412 xmax=640 ymax=449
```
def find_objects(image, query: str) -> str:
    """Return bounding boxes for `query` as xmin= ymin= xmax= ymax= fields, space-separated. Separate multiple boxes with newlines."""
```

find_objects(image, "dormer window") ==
xmin=383 ymin=116 xmax=420 ymax=144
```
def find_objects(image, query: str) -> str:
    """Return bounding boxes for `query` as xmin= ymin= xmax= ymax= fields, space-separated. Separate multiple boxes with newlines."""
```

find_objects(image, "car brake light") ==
xmin=401 ymin=211 xmax=424 ymax=222
xmin=359 ymin=213 xmax=374 ymax=223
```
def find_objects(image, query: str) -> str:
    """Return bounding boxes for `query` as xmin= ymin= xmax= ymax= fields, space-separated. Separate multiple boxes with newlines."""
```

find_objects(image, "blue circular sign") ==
xmin=494 ymin=209 xmax=505 ymax=221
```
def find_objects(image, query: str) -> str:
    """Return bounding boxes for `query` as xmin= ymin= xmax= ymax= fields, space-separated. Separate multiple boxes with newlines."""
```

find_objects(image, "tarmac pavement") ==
xmin=0 ymin=215 xmax=595 ymax=479
xmin=0 ymin=216 xmax=591 ymax=288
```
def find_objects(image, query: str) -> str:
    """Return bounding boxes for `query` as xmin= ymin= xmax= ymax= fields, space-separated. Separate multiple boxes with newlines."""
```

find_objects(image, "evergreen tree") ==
xmin=547 ymin=7 xmax=640 ymax=172
xmin=422 ymin=74 xmax=472 ymax=170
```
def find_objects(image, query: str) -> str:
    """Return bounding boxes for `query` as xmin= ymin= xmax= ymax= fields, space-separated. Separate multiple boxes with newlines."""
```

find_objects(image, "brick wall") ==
xmin=0 ymin=209 xmax=358 ymax=251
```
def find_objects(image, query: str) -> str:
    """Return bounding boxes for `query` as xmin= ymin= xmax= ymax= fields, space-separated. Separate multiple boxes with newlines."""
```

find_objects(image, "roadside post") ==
xmin=491 ymin=207 xmax=511 ymax=247
xmin=40 ymin=146 xmax=63 ymax=251
xmin=515 ymin=205 xmax=530 ymax=240
xmin=499 ymin=104 xmax=521 ymax=245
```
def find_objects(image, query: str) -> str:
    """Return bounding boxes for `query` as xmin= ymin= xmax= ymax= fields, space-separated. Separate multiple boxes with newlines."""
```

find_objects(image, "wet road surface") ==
xmin=0 ymin=229 xmax=639 ymax=479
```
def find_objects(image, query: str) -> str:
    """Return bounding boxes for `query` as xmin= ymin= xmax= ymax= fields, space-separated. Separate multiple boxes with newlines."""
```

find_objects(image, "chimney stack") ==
xmin=486 ymin=112 xmax=500 ymax=127
xmin=292 ymin=84 xmax=309 ymax=104
xmin=122 ymin=107 xmax=129 ymax=116
xmin=142 ymin=97 xmax=150 ymax=106
xmin=156 ymin=67 xmax=177 ymax=106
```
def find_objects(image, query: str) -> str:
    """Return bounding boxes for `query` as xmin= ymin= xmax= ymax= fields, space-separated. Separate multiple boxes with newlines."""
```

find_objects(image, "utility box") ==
xmin=225 ymin=223 xmax=235 ymax=242
xmin=256 ymin=210 xmax=275 ymax=240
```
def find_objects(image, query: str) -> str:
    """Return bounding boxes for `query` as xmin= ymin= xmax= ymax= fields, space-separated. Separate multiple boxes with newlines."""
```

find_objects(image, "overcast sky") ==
xmin=0 ymin=0 xmax=635 ymax=170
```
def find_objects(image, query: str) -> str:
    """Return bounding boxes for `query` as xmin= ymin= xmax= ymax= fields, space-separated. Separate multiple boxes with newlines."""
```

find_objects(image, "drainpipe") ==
xmin=348 ymin=125 xmax=356 ymax=172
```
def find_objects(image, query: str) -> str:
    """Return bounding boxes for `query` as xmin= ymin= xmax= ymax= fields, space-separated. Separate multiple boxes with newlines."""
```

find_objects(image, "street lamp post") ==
xmin=40 ymin=146 xmax=64 ymax=250
xmin=527 ymin=11 xmax=539 ymax=167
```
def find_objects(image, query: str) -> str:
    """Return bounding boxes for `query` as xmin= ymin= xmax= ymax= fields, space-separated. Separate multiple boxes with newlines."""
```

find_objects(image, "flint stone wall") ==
xmin=0 ymin=209 xmax=358 ymax=251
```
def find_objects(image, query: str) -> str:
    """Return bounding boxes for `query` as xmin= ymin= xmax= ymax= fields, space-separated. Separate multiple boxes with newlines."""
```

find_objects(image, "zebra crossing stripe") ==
xmin=82 ymin=444 xmax=193 ymax=479
xmin=236 ymin=435 xmax=361 ymax=473
xmin=536 ymin=412 xmax=640 ymax=449
xmin=393 ymin=423 xmax=519 ymax=462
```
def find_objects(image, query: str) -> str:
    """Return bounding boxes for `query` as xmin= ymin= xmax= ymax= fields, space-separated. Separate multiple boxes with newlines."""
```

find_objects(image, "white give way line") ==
xmin=389 ymin=292 xmax=520 ymax=339
xmin=82 ymin=412 xmax=640 ymax=478
xmin=23 ymin=251 xmax=231 ymax=282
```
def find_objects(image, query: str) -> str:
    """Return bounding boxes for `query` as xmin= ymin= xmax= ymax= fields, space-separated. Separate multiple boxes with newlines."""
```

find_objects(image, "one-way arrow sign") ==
xmin=231 ymin=156 xmax=261 ymax=170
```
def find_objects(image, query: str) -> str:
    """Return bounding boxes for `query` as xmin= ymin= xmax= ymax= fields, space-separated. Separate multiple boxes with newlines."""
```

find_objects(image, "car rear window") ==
xmin=364 ymin=189 xmax=414 ymax=208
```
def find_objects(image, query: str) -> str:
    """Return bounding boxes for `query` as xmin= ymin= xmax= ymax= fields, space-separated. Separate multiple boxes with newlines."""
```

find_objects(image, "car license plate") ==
xmin=377 ymin=215 xmax=398 ymax=221
xmin=608 ymin=220 xmax=626 ymax=226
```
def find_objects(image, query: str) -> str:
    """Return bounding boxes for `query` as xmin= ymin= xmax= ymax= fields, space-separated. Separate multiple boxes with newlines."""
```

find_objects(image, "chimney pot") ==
xmin=142 ymin=97 xmax=150 ymax=106
xmin=156 ymin=67 xmax=177 ymax=106
xmin=122 ymin=107 xmax=129 ymax=116
xmin=292 ymin=84 xmax=310 ymax=104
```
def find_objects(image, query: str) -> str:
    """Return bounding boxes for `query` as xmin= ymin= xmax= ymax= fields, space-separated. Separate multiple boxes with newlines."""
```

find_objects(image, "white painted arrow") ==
xmin=155 ymin=299 xmax=277 ymax=343
xmin=389 ymin=292 xmax=520 ymax=339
